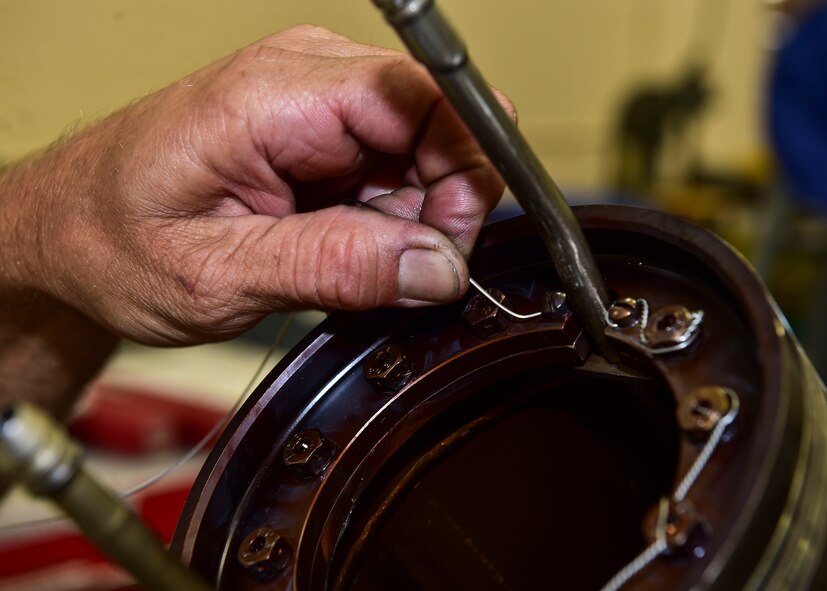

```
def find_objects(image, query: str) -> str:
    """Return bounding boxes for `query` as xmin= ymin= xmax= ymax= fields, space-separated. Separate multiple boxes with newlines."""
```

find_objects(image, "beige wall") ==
xmin=0 ymin=0 xmax=775 ymax=188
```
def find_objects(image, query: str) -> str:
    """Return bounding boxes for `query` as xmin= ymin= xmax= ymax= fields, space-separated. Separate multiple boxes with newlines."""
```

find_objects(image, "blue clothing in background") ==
xmin=769 ymin=6 xmax=827 ymax=213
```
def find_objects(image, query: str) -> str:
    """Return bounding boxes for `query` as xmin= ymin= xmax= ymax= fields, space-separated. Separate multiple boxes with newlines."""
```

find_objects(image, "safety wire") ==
xmin=466 ymin=281 xmax=738 ymax=591
xmin=600 ymin=497 xmax=670 ymax=591
xmin=120 ymin=314 xmax=294 ymax=498
xmin=468 ymin=278 xmax=542 ymax=319
xmin=0 ymin=280 xmax=534 ymax=536
xmin=4 ymin=279 xmax=734 ymax=591
xmin=0 ymin=314 xmax=294 ymax=533
xmin=598 ymin=394 xmax=739 ymax=591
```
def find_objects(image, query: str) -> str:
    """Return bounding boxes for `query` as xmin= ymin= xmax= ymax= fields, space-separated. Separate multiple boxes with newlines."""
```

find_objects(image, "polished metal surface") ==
xmin=173 ymin=206 xmax=827 ymax=590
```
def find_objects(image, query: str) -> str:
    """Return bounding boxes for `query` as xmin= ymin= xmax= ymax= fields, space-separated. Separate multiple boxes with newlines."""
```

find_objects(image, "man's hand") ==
xmin=2 ymin=25 xmax=509 ymax=346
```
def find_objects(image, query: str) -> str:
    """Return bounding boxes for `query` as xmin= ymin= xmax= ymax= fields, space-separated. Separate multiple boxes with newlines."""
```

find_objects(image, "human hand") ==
xmin=3 ymin=25 xmax=510 ymax=346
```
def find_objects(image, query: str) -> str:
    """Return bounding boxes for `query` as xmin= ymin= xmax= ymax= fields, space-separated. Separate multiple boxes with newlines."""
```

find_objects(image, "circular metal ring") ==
xmin=172 ymin=206 xmax=827 ymax=591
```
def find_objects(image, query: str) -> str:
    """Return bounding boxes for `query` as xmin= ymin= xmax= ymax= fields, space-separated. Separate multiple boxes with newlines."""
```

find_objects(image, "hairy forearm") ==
xmin=0 ymin=298 xmax=117 ymax=418
xmin=0 ymin=152 xmax=118 ymax=418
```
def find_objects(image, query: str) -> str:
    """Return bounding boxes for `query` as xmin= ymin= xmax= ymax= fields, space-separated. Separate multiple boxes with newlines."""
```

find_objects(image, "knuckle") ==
xmin=280 ymin=23 xmax=333 ymax=38
xmin=288 ymin=212 xmax=387 ymax=310
xmin=170 ymin=237 xmax=257 ymax=334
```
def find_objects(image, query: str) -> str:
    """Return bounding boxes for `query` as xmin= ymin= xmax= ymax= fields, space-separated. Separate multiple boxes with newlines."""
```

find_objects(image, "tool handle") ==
xmin=374 ymin=0 xmax=616 ymax=360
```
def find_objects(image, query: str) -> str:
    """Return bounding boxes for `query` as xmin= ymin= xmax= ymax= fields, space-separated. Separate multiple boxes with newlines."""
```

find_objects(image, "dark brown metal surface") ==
xmin=172 ymin=205 xmax=827 ymax=591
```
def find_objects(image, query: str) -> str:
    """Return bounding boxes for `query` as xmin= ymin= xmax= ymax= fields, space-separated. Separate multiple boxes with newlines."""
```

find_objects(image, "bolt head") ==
xmin=644 ymin=305 xmax=703 ymax=350
xmin=608 ymin=298 xmax=641 ymax=328
xmin=462 ymin=289 xmax=510 ymax=337
xmin=542 ymin=291 xmax=569 ymax=317
xmin=364 ymin=344 xmax=413 ymax=395
xmin=238 ymin=526 xmax=292 ymax=580
xmin=678 ymin=386 xmax=734 ymax=438
xmin=282 ymin=429 xmax=335 ymax=479
xmin=643 ymin=500 xmax=710 ymax=562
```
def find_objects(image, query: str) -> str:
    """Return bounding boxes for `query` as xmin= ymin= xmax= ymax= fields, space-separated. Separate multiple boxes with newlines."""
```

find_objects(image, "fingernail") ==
xmin=398 ymin=249 xmax=460 ymax=303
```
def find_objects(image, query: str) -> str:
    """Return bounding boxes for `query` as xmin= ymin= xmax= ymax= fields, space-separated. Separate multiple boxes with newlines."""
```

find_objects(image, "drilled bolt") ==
xmin=282 ymin=429 xmax=335 ymax=479
xmin=238 ymin=526 xmax=292 ymax=580
xmin=462 ymin=288 xmax=510 ymax=337
xmin=542 ymin=291 xmax=568 ymax=317
xmin=643 ymin=500 xmax=710 ymax=560
xmin=364 ymin=344 xmax=413 ymax=395
xmin=608 ymin=298 xmax=641 ymax=328
xmin=678 ymin=386 xmax=735 ymax=440
xmin=644 ymin=305 xmax=703 ymax=351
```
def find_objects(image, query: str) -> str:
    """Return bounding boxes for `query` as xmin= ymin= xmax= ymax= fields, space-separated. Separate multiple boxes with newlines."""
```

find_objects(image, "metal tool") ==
xmin=372 ymin=0 xmax=616 ymax=361
xmin=0 ymin=402 xmax=211 ymax=591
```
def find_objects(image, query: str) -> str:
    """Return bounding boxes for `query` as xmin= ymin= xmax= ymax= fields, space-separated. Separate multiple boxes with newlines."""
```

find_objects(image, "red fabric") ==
xmin=0 ymin=384 xmax=223 ymax=589
xmin=68 ymin=385 xmax=225 ymax=454
xmin=0 ymin=480 xmax=193 ymax=586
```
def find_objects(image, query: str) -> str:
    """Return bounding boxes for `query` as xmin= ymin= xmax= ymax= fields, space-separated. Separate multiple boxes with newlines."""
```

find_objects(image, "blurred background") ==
xmin=0 ymin=0 xmax=825 ymax=588
xmin=0 ymin=0 xmax=771 ymax=187
xmin=2 ymin=0 xmax=825 ymax=365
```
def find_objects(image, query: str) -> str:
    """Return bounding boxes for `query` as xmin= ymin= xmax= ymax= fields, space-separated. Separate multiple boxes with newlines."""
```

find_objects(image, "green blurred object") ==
xmin=0 ymin=402 xmax=212 ymax=591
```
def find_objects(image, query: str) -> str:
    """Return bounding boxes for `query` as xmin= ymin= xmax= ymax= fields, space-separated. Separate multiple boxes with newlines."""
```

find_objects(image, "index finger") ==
xmin=338 ymin=57 xmax=508 ymax=256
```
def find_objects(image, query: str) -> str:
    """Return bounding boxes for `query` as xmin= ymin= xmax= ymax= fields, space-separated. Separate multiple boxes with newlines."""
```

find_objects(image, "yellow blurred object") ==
xmin=0 ymin=0 xmax=770 ymax=190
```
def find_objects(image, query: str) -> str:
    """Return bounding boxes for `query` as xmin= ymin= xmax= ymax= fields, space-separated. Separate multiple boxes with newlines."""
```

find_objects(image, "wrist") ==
xmin=0 ymin=139 xmax=120 ymax=416
xmin=0 ymin=159 xmax=49 ymax=295
xmin=0 ymin=296 xmax=118 ymax=418
xmin=0 ymin=119 xmax=122 ymax=314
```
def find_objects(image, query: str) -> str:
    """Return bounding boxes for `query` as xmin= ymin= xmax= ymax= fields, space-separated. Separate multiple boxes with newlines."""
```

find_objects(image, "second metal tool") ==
xmin=373 ymin=0 xmax=616 ymax=361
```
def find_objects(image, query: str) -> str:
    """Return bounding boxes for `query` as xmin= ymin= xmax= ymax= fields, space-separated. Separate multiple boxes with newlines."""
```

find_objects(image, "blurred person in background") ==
xmin=765 ymin=0 xmax=827 ymax=375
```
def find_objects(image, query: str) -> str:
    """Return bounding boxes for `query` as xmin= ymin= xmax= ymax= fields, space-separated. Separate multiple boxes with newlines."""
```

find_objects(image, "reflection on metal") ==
xmin=542 ymin=291 xmax=569 ymax=317
xmin=600 ymin=390 xmax=738 ymax=591
xmin=608 ymin=298 xmax=644 ymax=329
xmin=282 ymin=429 xmax=336 ymax=480
xmin=677 ymin=386 xmax=737 ymax=438
xmin=0 ymin=403 xmax=210 ymax=591
xmin=237 ymin=526 xmax=293 ymax=581
xmin=363 ymin=344 xmax=415 ymax=395
xmin=462 ymin=286 xmax=514 ymax=337
xmin=172 ymin=207 xmax=827 ymax=591
xmin=644 ymin=305 xmax=705 ymax=353
xmin=608 ymin=298 xmax=705 ymax=355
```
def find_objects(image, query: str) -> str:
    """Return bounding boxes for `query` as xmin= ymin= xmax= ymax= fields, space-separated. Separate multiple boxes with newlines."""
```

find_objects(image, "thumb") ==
xmin=216 ymin=205 xmax=469 ymax=312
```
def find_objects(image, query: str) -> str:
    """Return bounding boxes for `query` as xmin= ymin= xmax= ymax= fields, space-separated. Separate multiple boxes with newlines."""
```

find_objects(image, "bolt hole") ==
xmin=692 ymin=399 xmax=721 ymax=424
xmin=657 ymin=315 xmax=678 ymax=331
xmin=693 ymin=398 xmax=711 ymax=410
xmin=248 ymin=535 xmax=267 ymax=554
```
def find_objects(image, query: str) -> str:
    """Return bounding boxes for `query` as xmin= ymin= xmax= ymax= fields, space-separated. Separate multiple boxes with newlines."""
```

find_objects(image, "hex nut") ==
xmin=644 ymin=305 xmax=703 ymax=351
xmin=363 ymin=344 xmax=413 ymax=395
xmin=282 ymin=429 xmax=335 ymax=479
xmin=643 ymin=500 xmax=710 ymax=560
xmin=542 ymin=291 xmax=569 ymax=317
xmin=462 ymin=288 xmax=510 ymax=338
xmin=678 ymin=386 xmax=734 ymax=439
xmin=238 ymin=526 xmax=292 ymax=580
xmin=608 ymin=298 xmax=641 ymax=328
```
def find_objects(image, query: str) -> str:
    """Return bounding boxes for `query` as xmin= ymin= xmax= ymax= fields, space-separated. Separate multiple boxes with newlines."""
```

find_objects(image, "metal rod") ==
xmin=373 ymin=0 xmax=616 ymax=360
xmin=0 ymin=402 xmax=211 ymax=591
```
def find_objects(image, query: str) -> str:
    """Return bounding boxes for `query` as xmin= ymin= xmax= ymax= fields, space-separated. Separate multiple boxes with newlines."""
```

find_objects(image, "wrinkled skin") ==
xmin=0 ymin=26 xmax=511 ymax=414
xmin=2 ymin=25 xmax=510 ymax=347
